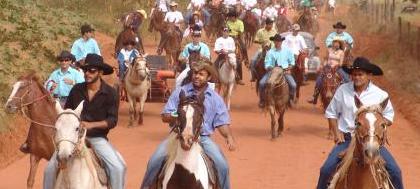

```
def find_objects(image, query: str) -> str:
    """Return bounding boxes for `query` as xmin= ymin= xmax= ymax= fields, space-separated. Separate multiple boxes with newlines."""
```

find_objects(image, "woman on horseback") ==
xmin=117 ymin=39 xmax=140 ymax=82
xmin=307 ymin=39 xmax=346 ymax=105
xmin=182 ymin=12 xmax=204 ymax=39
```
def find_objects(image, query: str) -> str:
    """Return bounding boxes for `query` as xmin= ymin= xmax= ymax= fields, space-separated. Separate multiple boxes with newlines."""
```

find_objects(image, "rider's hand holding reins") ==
xmin=328 ymin=118 xmax=345 ymax=144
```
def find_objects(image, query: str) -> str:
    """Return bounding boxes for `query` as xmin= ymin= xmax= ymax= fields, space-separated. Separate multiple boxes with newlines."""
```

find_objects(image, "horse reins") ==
xmin=54 ymin=111 xmax=86 ymax=159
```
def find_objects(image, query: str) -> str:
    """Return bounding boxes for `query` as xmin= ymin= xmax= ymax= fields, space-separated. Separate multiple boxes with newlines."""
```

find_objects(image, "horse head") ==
xmin=322 ymin=65 xmax=341 ymax=101
xmin=267 ymin=67 xmax=286 ymax=87
xmin=354 ymin=96 xmax=390 ymax=164
xmin=174 ymin=90 xmax=205 ymax=151
xmin=54 ymin=101 xmax=85 ymax=163
xmin=188 ymin=47 xmax=202 ymax=63
xmin=130 ymin=55 xmax=149 ymax=81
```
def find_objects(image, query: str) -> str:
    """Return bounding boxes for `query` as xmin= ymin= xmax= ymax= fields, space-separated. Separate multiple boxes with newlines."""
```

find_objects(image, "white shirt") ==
xmin=224 ymin=0 xmax=239 ymax=6
xmin=283 ymin=34 xmax=308 ymax=55
xmin=251 ymin=8 xmax=262 ymax=17
xmin=263 ymin=6 xmax=278 ymax=20
xmin=214 ymin=36 xmax=236 ymax=52
xmin=325 ymin=82 xmax=394 ymax=133
xmin=158 ymin=0 xmax=168 ymax=12
xmin=190 ymin=0 xmax=206 ymax=9
xmin=164 ymin=11 xmax=184 ymax=26
xmin=241 ymin=0 xmax=257 ymax=10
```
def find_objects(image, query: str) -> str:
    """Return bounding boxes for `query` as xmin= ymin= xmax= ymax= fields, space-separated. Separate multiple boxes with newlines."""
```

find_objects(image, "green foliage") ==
xmin=0 ymin=0 xmax=85 ymax=130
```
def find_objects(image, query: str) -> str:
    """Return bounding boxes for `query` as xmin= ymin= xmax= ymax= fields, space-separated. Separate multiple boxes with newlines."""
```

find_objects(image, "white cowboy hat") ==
xmin=136 ymin=9 xmax=148 ymax=19
xmin=169 ymin=1 xmax=178 ymax=6
xmin=292 ymin=24 xmax=301 ymax=31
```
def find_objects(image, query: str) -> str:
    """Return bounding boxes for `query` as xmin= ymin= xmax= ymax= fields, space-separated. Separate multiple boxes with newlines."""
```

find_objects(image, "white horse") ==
xmin=124 ymin=55 xmax=151 ymax=126
xmin=160 ymin=91 xmax=214 ymax=189
xmin=217 ymin=53 xmax=236 ymax=110
xmin=54 ymin=101 xmax=107 ymax=189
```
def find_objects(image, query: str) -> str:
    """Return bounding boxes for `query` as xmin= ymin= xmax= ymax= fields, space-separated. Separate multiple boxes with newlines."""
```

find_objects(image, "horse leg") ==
xmin=269 ymin=106 xmax=278 ymax=139
xmin=227 ymin=83 xmax=234 ymax=110
xmin=138 ymin=94 xmax=148 ymax=125
xmin=128 ymin=95 xmax=135 ymax=127
xmin=277 ymin=110 xmax=285 ymax=136
xmin=27 ymin=154 xmax=41 ymax=189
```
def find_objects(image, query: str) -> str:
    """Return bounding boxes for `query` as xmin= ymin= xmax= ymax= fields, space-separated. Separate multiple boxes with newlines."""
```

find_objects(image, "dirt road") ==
xmin=1 ymin=6 xmax=420 ymax=189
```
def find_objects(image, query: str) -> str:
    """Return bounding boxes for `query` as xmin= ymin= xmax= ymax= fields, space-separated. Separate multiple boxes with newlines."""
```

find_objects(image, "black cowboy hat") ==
xmin=333 ymin=22 xmax=346 ymax=29
xmin=81 ymin=24 xmax=95 ymax=35
xmin=56 ymin=50 xmax=75 ymax=62
xmin=269 ymin=34 xmax=285 ymax=41
xmin=265 ymin=18 xmax=274 ymax=25
xmin=227 ymin=10 xmax=237 ymax=17
xmin=81 ymin=54 xmax=114 ymax=75
xmin=343 ymin=57 xmax=383 ymax=76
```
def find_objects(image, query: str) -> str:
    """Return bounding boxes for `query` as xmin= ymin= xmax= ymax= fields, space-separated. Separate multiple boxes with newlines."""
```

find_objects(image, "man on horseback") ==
xmin=140 ymin=61 xmax=236 ymax=189
xmin=325 ymin=22 xmax=354 ymax=50
xmin=262 ymin=1 xmax=278 ymax=21
xmin=164 ymin=1 xmax=184 ymax=35
xmin=186 ymin=0 xmax=211 ymax=25
xmin=283 ymin=24 xmax=308 ymax=62
xmin=117 ymin=39 xmax=140 ymax=83
xmin=44 ymin=54 xmax=127 ymax=189
xmin=71 ymin=24 xmax=101 ymax=66
xmin=121 ymin=9 xmax=147 ymax=54
xmin=226 ymin=10 xmax=248 ymax=85
xmin=258 ymin=34 xmax=296 ymax=108
xmin=214 ymin=26 xmax=236 ymax=70
xmin=250 ymin=18 xmax=277 ymax=82
xmin=316 ymin=57 xmax=403 ymax=189
xmin=152 ymin=0 xmax=170 ymax=15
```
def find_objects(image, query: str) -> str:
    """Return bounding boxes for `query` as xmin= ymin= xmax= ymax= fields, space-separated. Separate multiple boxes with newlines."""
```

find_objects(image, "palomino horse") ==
xmin=158 ymin=22 xmax=182 ymax=72
xmin=276 ymin=14 xmax=292 ymax=33
xmin=216 ymin=53 xmax=236 ymax=110
xmin=264 ymin=67 xmax=290 ymax=139
xmin=243 ymin=10 xmax=259 ymax=47
xmin=53 ymin=101 xmax=107 ymax=189
xmin=155 ymin=90 xmax=217 ymax=189
xmin=292 ymin=51 xmax=308 ymax=102
xmin=328 ymin=96 xmax=394 ymax=189
xmin=4 ymin=71 xmax=56 ymax=189
xmin=205 ymin=5 xmax=226 ymax=40
xmin=125 ymin=55 xmax=151 ymax=126
xmin=115 ymin=27 xmax=144 ymax=57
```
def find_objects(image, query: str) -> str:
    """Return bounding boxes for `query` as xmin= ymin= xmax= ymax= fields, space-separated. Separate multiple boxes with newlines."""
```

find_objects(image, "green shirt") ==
xmin=254 ymin=27 xmax=277 ymax=49
xmin=226 ymin=19 xmax=244 ymax=37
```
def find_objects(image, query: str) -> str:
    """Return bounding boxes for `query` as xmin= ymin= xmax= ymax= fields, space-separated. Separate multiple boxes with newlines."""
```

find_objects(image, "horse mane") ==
xmin=165 ymin=132 xmax=179 ymax=170
xmin=328 ymin=134 xmax=357 ymax=189
xmin=19 ymin=69 xmax=54 ymax=102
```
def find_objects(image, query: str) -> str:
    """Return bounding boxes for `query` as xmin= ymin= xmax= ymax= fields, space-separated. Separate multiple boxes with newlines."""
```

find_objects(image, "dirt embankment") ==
xmin=0 ymin=117 xmax=28 ymax=169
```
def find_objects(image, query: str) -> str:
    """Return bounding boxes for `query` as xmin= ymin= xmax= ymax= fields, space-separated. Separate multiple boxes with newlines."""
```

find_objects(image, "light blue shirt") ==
xmin=180 ymin=42 xmax=211 ymax=60
xmin=162 ymin=83 xmax=230 ymax=136
xmin=325 ymin=31 xmax=354 ymax=48
xmin=71 ymin=38 xmax=101 ymax=61
xmin=264 ymin=47 xmax=295 ymax=70
xmin=45 ymin=67 xmax=85 ymax=97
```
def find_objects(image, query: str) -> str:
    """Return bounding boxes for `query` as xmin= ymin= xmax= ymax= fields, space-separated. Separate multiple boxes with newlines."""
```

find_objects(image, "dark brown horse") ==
xmin=276 ymin=14 xmax=292 ymax=33
xmin=205 ymin=4 xmax=227 ymax=40
xmin=4 ymin=70 xmax=56 ymax=189
xmin=255 ymin=42 xmax=271 ymax=94
xmin=148 ymin=9 xmax=166 ymax=34
xmin=292 ymin=52 xmax=308 ymax=101
xmin=243 ymin=10 xmax=259 ymax=47
xmin=343 ymin=43 xmax=354 ymax=67
xmin=115 ymin=27 xmax=144 ymax=57
xmin=158 ymin=22 xmax=182 ymax=72
xmin=328 ymin=97 xmax=394 ymax=189
xmin=320 ymin=65 xmax=342 ymax=111
xmin=296 ymin=9 xmax=319 ymax=35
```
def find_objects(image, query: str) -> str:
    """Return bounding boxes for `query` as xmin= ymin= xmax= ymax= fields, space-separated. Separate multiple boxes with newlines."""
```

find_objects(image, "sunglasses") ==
xmin=83 ymin=68 xmax=99 ymax=74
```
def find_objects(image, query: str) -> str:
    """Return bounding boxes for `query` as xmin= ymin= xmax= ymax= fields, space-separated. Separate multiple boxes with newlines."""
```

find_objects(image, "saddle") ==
xmin=86 ymin=141 xmax=109 ymax=186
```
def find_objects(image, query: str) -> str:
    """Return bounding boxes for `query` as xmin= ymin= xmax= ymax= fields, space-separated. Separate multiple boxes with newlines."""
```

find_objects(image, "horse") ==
xmin=254 ymin=42 xmax=271 ymax=94
xmin=53 ymin=101 xmax=108 ymax=189
xmin=343 ymin=43 xmax=354 ymax=67
xmin=4 ymin=70 xmax=56 ymax=189
xmin=115 ymin=27 xmax=144 ymax=57
xmin=158 ymin=22 xmax=182 ymax=72
xmin=276 ymin=14 xmax=292 ymax=33
xmin=296 ymin=8 xmax=319 ymax=35
xmin=205 ymin=5 xmax=226 ymax=40
xmin=216 ymin=53 xmax=236 ymax=110
xmin=176 ymin=48 xmax=206 ymax=88
xmin=264 ymin=67 xmax=290 ymax=139
xmin=243 ymin=10 xmax=259 ymax=47
xmin=148 ymin=8 xmax=166 ymax=34
xmin=328 ymin=96 xmax=394 ymax=189
xmin=320 ymin=65 xmax=342 ymax=111
xmin=154 ymin=90 xmax=218 ymax=189
xmin=292 ymin=51 xmax=308 ymax=102
xmin=124 ymin=55 xmax=151 ymax=126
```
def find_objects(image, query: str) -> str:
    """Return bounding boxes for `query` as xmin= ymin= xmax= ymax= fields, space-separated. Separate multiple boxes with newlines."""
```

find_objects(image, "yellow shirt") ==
xmin=226 ymin=19 xmax=244 ymax=37
xmin=255 ymin=27 xmax=277 ymax=49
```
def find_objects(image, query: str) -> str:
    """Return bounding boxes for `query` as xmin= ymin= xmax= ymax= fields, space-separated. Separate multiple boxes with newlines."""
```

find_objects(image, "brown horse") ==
xmin=148 ymin=9 xmax=166 ymax=34
xmin=276 ymin=14 xmax=292 ymax=33
xmin=328 ymin=96 xmax=394 ymax=189
xmin=4 ymin=70 xmax=56 ymax=189
xmin=158 ymin=22 xmax=182 ymax=72
xmin=115 ymin=27 xmax=144 ymax=57
xmin=205 ymin=4 xmax=227 ymax=40
xmin=264 ymin=67 xmax=289 ymax=139
xmin=296 ymin=9 xmax=319 ymax=35
xmin=292 ymin=51 xmax=308 ymax=101
xmin=343 ymin=43 xmax=354 ymax=67
xmin=243 ymin=10 xmax=259 ymax=47
xmin=254 ymin=42 xmax=271 ymax=94
xmin=320 ymin=65 xmax=342 ymax=111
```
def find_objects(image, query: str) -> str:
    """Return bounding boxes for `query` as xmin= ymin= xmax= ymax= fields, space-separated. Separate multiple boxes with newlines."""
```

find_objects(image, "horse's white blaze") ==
xmin=183 ymin=105 xmax=194 ymax=136
xmin=365 ymin=113 xmax=379 ymax=150
xmin=6 ymin=81 xmax=22 ymax=104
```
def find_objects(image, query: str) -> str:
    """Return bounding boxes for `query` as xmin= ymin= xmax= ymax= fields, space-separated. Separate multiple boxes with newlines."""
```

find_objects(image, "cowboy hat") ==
xmin=56 ymin=50 xmax=75 ymax=62
xmin=136 ymin=9 xmax=148 ymax=19
xmin=343 ymin=57 xmax=383 ymax=76
xmin=265 ymin=18 xmax=274 ymax=25
xmin=190 ymin=61 xmax=218 ymax=82
xmin=192 ymin=11 xmax=201 ymax=16
xmin=81 ymin=54 xmax=114 ymax=75
xmin=292 ymin=23 xmax=301 ymax=31
xmin=80 ymin=24 xmax=95 ymax=35
xmin=269 ymin=34 xmax=285 ymax=41
xmin=227 ymin=10 xmax=237 ymax=17
xmin=333 ymin=21 xmax=346 ymax=29
xmin=169 ymin=1 xmax=178 ymax=6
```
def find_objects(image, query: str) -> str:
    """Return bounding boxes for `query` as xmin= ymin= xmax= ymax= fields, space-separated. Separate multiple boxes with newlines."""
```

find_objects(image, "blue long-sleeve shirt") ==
xmin=45 ymin=67 xmax=85 ymax=97
xmin=179 ymin=42 xmax=211 ymax=60
xmin=325 ymin=31 xmax=354 ymax=48
xmin=71 ymin=38 xmax=101 ymax=61
xmin=264 ymin=47 xmax=295 ymax=70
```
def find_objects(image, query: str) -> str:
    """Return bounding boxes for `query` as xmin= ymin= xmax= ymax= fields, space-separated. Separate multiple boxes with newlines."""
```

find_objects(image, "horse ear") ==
xmin=55 ymin=100 xmax=63 ymax=114
xmin=354 ymin=95 xmax=363 ymax=109
xmin=380 ymin=97 xmax=389 ymax=111
xmin=74 ymin=100 xmax=84 ymax=117
xmin=179 ymin=90 xmax=186 ymax=103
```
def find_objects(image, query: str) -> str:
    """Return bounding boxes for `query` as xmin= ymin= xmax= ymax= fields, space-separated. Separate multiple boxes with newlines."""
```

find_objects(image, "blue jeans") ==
xmin=250 ymin=51 xmax=261 ymax=80
xmin=316 ymin=133 xmax=403 ymax=189
xmin=43 ymin=137 xmax=127 ymax=189
xmin=140 ymin=136 xmax=230 ymax=189
xmin=337 ymin=67 xmax=350 ymax=83
xmin=185 ymin=9 xmax=211 ymax=25
xmin=118 ymin=61 xmax=127 ymax=81
xmin=258 ymin=71 xmax=296 ymax=103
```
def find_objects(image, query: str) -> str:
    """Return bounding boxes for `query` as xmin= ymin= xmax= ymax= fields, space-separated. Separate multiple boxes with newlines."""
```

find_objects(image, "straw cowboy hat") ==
xmin=292 ymin=23 xmax=301 ymax=31
xmin=136 ymin=9 xmax=148 ymax=19
xmin=343 ymin=57 xmax=383 ymax=76
xmin=332 ymin=21 xmax=346 ymax=29
xmin=169 ymin=1 xmax=178 ymax=6
xmin=81 ymin=54 xmax=114 ymax=75
xmin=191 ymin=61 xmax=218 ymax=82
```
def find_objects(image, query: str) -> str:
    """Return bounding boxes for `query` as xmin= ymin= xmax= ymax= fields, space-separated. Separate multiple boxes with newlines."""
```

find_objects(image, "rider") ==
xmin=251 ymin=0 xmax=264 ymax=26
xmin=316 ymin=57 xmax=403 ymax=189
xmin=306 ymin=38 xmax=346 ymax=105
xmin=239 ymin=0 xmax=258 ymax=19
xmin=250 ymin=18 xmax=277 ymax=82
xmin=140 ymin=61 xmax=237 ymax=189
xmin=226 ymin=10 xmax=248 ymax=85
xmin=258 ymin=34 xmax=296 ymax=108
xmin=71 ymin=24 xmax=101 ymax=66
xmin=214 ymin=26 xmax=236 ymax=70
xmin=283 ymin=23 xmax=308 ymax=62
xmin=183 ymin=14 xmax=204 ymax=39
xmin=262 ymin=1 xmax=278 ymax=21
xmin=151 ymin=0 xmax=170 ymax=16
xmin=43 ymin=54 xmax=126 ymax=189
xmin=117 ymin=39 xmax=140 ymax=82
xmin=164 ymin=1 xmax=184 ymax=34
xmin=278 ymin=2 xmax=287 ymax=16
xmin=185 ymin=0 xmax=211 ymax=25
xmin=325 ymin=21 xmax=354 ymax=52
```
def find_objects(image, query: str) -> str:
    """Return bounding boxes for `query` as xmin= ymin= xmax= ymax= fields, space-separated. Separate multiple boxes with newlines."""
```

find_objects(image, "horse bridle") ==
xmin=54 ymin=111 xmax=86 ymax=159
xmin=172 ymin=98 xmax=204 ymax=143
xmin=354 ymin=109 xmax=387 ymax=146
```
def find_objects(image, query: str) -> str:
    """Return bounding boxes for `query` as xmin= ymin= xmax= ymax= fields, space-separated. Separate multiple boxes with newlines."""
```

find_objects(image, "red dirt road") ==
xmin=1 ymin=8 xmax=420 ymax=189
